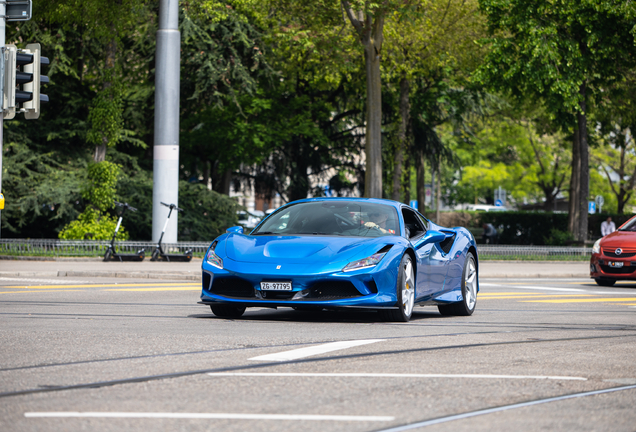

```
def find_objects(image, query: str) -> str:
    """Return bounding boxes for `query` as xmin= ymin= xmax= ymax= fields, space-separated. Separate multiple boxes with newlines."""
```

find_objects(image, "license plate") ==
xmin=609 ymin=261 xmax=624 ymax=268
xmin=260 ymin=281 xmax=292 ymax=291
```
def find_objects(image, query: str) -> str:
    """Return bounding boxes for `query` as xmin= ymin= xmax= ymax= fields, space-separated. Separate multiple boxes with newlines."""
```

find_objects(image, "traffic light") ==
xmin=2 ymin=43 xmax=49 ymax=120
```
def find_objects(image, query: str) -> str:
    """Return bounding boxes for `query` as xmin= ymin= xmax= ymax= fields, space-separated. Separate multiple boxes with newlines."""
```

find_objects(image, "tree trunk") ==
xmin=94 ymin=143 xmax=107 ymax=162
xmin=578 ymin=84 xmax=589 ymax=242
xmin=568 ymin=121 xmax=581 ymax=238
xmin=403 ymin=157 xmax=411 ymax=204
xmin=416 ymin=153 xmax=425 ymax=213
xmin=341 ymin=2 xmax=384 ymax=198
xmin=435 ymin=164 xmax=441 ymax=224
xmin=93 ymin=35 xmax=117 ymax=163
xmin=392 ymin=78 xmax=410 ymax=201
xmin=363 ymin=32 xmax=384 ymax=198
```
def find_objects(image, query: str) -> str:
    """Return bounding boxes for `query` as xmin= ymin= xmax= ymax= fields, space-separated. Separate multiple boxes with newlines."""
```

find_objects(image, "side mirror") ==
xmin=226 ymin=226 xmax=244 ymax=234
xmin=413 ymin=230 xmax=445 ymax=249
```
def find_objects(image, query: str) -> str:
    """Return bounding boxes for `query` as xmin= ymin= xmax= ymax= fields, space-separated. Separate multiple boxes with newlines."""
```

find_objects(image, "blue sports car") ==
xmin=200 ymin=198 xmax=478 ymax=321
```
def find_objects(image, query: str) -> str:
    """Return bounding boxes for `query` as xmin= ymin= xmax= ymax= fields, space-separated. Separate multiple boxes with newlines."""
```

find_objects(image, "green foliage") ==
xmin=59 ymin=161 xmax=121 ymax=240
xmin=82 ymin=161 xmax=121 ymax=212
xmin=1 ymin=140 xmax=84 ymax=238
xmin=86 ymin=82 xmax=124 ymax=148
xmin=58 ymin=208 xmax=127 ymax=240
xmin=477 ymin=0 xmax=636 ymax=114
xmin=543 ymin=228 xmax=574 ymax=246
xmin=178 ymin=181 xmax=240 ymax=241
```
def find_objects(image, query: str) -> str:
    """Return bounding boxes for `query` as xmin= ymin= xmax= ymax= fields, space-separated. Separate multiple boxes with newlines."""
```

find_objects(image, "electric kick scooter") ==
xmin=151 ymin=202 xmax=193 ymax=262
xmin=104 ymin=201 xmax=145 ymax=262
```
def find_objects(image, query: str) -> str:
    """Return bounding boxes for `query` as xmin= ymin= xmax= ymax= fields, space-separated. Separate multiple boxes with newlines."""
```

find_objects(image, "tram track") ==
xmin=2 ymin=333 xmax=634 ymax=399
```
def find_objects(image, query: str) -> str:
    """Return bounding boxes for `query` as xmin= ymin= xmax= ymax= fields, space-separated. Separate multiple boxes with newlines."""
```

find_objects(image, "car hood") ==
xmin=601 ymin=231 xmax=636 ymax=249
xmin=224 ymin=234 xmax=387 ymax=264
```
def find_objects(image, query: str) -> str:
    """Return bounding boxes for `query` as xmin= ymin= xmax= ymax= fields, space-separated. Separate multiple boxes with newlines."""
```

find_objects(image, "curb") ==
xmin=0 ymin=255 xmax=103 ymax=261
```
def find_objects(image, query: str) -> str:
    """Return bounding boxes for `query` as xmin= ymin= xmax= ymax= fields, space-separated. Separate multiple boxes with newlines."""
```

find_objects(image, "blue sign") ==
xmin=494 ymin=199 xmax=503 ymax=207
xmin=409 ymin=200 xmax=418 ymax=210
xmin=588 ymin=201 xmax=596 ymax=214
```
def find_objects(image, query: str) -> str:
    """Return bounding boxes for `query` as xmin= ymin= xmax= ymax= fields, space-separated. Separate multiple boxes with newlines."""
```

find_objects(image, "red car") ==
xmin=590 ymin=215 xmax=636 ymax=286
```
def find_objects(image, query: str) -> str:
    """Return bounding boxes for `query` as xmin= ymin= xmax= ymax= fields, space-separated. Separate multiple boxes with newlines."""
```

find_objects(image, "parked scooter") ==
xmin=150 ymin=202 xmax=193 ymax=262
xmin=104 ymin=201 xmax=145 ymax=262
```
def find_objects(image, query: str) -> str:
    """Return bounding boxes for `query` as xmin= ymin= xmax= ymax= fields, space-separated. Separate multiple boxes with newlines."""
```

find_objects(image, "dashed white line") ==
xmin=208 ymin=372 xmax=587 ymax=381
xmin=248 ymin=339 xmax=386 ymax=362
xmin=24 ymin=412 xmax=394 ymax=422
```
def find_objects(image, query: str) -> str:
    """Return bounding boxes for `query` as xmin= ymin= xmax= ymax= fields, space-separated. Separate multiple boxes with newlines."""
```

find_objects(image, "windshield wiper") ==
xmin=252 ymin=231 xmax=277 ymax=235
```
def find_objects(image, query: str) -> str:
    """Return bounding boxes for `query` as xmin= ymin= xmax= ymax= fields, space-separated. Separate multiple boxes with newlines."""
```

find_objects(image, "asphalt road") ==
xmin=0 ymin=267 xmax=635 ymax=432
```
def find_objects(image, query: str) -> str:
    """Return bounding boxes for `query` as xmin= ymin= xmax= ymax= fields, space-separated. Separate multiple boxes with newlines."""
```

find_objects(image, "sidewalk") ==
xmin=0 ymin=257 xmax=590 ymax=280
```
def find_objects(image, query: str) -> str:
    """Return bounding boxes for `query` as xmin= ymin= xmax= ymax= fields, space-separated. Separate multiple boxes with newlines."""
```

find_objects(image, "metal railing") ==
xmin=0 ymin=239 xmax=593 ymax=260
xmin=0 ymin=239 xmax=211 ymax=258
xmin=477 ymin=245 xmax=591 ymax=260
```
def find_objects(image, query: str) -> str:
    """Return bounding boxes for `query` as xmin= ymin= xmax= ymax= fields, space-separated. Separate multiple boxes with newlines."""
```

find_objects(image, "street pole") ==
xmin=152 ymin=0 xmax=180 ymax=243
xmin=0 ymin=2 xmax=5 ymax=239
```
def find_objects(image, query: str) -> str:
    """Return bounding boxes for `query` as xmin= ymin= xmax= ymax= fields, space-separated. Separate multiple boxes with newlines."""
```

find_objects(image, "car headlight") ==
xmin=343 ymin=252 xmax=387 ymax=272
xmin=206 ymin=242 xmax=223 ymax=269
xmin=592 ymin=239 xmax=601 ymax=254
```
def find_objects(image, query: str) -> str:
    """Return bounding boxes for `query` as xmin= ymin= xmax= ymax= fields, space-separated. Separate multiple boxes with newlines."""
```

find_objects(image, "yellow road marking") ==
xmin=3 ymin=283 xmax=200 ymax=289
xmin=478 ymin=292 xmax=548 ymax=296
xmin=479 ymin=295 xmax=592 ymax=300
xmin=105 ymin=287 xmax=200 ymax=292
xmin=521 ymin=298 xmax=636 ymax=303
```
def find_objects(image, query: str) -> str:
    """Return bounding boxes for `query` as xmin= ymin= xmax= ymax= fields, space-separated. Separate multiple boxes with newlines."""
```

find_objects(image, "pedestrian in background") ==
xmin=601 ymin=216 xmax=616 ymax=237
xmin=482 ymin=223 xmax=498 ymax=244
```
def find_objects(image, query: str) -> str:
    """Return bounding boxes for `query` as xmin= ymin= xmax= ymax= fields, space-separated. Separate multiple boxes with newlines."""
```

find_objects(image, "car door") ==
xmin=417 ymin=212 xmax=451 ymax=297
xmin=401 ymin=207 xmax=434 ymax=301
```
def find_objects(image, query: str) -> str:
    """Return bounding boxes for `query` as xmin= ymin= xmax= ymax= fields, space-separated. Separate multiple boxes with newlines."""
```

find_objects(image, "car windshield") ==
xmin=251 ymin=201 xmax=400 ymax=237
xmin=619 ymin=217 xmax=636 ymax=232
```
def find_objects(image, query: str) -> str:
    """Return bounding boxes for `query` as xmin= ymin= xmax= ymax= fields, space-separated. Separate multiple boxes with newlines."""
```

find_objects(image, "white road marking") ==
xmin=374 ymin=384 xmax=636 ymax=432
xmin=208 ymin=372 xmax=587 ymax=381
xmin=24 ymin=412 xmax=394 ymax=422
xmin=248 ymin=339 xmax=385 ymax=362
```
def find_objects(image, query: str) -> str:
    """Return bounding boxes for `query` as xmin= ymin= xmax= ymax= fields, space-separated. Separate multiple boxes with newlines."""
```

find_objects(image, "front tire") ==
xmin=380 ymin=254 xmax=415 ymax=322
xmin=210 ymin=304 xmax=246 ymax=318
xmin=151 ymin=249 xmax=159 ymax=261
xmin=438 ymin=252 xmax=477 ymax=316
xmin=103 ymin=249 xmax=112 ymax=262
xmin=595 ymin=278 xmax=616 ymax=287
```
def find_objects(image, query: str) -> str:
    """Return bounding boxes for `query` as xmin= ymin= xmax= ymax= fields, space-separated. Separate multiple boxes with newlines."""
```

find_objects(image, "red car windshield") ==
xmin=251 ymin=201 xmax=400 ymax=237
xmin=619 ymin=217 xmax=636 ymax=232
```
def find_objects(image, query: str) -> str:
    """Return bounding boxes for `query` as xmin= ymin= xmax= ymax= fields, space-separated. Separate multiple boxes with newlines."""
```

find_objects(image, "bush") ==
xmin=116 ymin=174 xmax=239 ymax=241
xmin=59 ymin=208 xmax=127 ymax=240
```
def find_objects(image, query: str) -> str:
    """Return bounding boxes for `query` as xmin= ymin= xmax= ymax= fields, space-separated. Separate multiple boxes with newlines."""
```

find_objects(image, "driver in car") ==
xmin=364 ymin=211 xmax=394 ymax=234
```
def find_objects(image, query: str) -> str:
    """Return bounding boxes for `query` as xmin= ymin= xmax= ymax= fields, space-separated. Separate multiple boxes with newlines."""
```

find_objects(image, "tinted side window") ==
xmin=416 ymin=212 xmax=429 ymax=231
xmin=402 ymin=208 xmax=425 ymax=239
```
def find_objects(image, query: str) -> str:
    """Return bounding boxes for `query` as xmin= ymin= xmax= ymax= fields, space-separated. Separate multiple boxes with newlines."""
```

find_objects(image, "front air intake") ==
xmin=209 ymin=277 xmax=256 ymax=298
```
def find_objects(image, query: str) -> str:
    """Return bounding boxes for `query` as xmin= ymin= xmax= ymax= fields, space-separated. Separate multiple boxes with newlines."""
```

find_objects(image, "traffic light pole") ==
xmin=152 ymin=0 xmax=180 ymax=243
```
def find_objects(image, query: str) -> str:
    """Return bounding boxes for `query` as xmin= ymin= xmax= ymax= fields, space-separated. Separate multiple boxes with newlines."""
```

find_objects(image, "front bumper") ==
xmin=200 ymin=256 xmax=400 ymax=308
xmin=590 ymin=253 xmax=636 ymax=280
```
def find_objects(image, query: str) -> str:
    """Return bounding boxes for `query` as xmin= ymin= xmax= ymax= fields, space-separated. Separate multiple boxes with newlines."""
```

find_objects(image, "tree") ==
xmin=477 ymin=0 xmax=636 ymax=241
xmin=382 ymin=0 xmax=486 ymax=203
xmin=41 ymin=0 xmax=154 ymax=161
